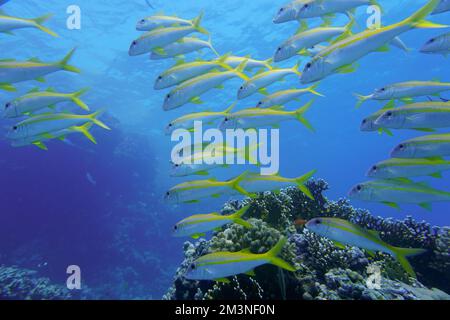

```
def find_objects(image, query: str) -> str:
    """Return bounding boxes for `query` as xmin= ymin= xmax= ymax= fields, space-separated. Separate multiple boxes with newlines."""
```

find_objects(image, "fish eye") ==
xmin=168 ymin=123 xmax=173 ymax=127
xmin=174 ymin=225 xmax=178 ymax=230
xmin=5 ymin=102 xmax=10 ymax=109
xmin=380 ymin=88 xmax=386 ymax=92
xmin=132 ymin=40 xmax=137 ymax=46
xmin=279 ymin=8 xmax=284 ymax=13
xmin=304 ymin=4 xmax=309 ymax=8
xmin=399 ymin=144 xmax=405 ymax=150
xmin=166 ymin=93 xmax=171 ymax=99
xmin=157 ymin=76 xmax=163 ymax=80
xmin=13 ymin=126 xmax=17 ymax=130
xmin=305 ymin=63 xmax=312 ymax=69
xmin=315 ymin=219 xmax=322 ymax=225
xmin=428 ymin=38 xmax=435 ymax=43
xmin=257 ymin=101 xmax=262 ymax=106
xmin=356 ymin=185 xmax=363 ymax=191
xmin=372 ymin=166 xmax=377 ymax=171
xmin=166 ymin=191 xmax=170 ymax=196
xmin=190 ymin=263 xmax=196 ymax=270
xmin=386 ymin=111 xmax=393 ymax=117
xmin=362 ymin=119 xmax=367 ymax=124
xmin=239 ymin=86 xmax=244 ymax=90
xmin=277 ymin=47 xmax=282 ymax=52
xmin=224 ymin=117 xmax=229 ymax=122
xmin=140 ymin=19 xmax=145 ymax=23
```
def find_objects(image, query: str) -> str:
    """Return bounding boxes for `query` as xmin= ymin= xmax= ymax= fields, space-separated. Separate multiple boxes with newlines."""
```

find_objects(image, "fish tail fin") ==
xmin=231 ymin=205 xmax=252 ymax=228
xmin=72 ymin=122 xmax=97 ymax=144
xmin=307 ymin=83 xmax=324 ymax=97
xmin=234 ymin=60 xmax=249 ymax=81
xmin=292 ymin=61 xmax=302 ymax=77
xmin=404 ymin=0 xmax=447 ymax=29
xmin=59 ymin=48 xmax=81 ymax=74
xmin=264 ymin=58 xmax=274 ymax=70
xmin=216 ymin=52 xmax=232 ymax=70
xmin=71 ymin=88 xmax=90 ymax=111
xmin=223 ymin=102 xmax=236 ymax=114
xmin=265 ymin=237 xmax=297 ymax=272
xmin=207 ymin=34 xmax=220 ymax=57
xmin=229 ymin=171 xmax=253 ymax=197
xmin=353 ymin=93 xmax=371 ymax=108
xmin=32 ymin=14 xmax=58 ymax=37
xmin=391 ymin=246 xmax=427 ymax=278
xmin=294 ymin=170 xmax=316 ymax=200
xmin=88 ymin=109 xmax=111 ymax=130
xmin=294 ymin=100 xmax=315 ymax=131
xmin=193 ymin=11 xmax=208 ymax=35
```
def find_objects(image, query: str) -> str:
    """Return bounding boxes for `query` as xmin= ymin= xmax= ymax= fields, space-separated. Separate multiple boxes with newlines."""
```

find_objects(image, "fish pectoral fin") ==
xmin=365 ymin=250 xmax=377 ymax=258
xmin=382 ymin=201 xmax=401 ymax=210
xmin=184 ymin=200 xmax=200 ymax=204
xmin=245 ymin=270 xmax=256 ymax=277
xmin=0 ymin=83 xmax=16 ymax=92
xmin=412 ymin=128 xmax=435 ymax=132
xmin=153 ymin=47 xmax=166 ymax=55
xmin=429 ymin=172 xmax=443 ymax=179
xmin=195 ymin=170 xmax=210 ymax=176
xmin=211 ymin=193 xmax=221 ymax=198
xmin=375 ymin=44 xmax=390 ymax=53
xmin=214 ymin=278 xmax=231 ymax=284
xmin=33 ymin=141 xmax=48 ymax=151
xmin=258 ymin=87 xmax=269 ymax=96
xmin=419 ymin=203 xmax=432 ymax=211
xmin=215 ymin=84 xmax=225 ymax=89
xmin=190 ymin=96 xmax=204 ymax=105
xmin=332 ymin=240 xmax=347 ymax=250
xmin=335 ymin=63 xmax=358 ymax=74
xmin=35 ymin=77 xmax=46 ymax=83
xmin=191 ymin=233 xmax=205 ymax=239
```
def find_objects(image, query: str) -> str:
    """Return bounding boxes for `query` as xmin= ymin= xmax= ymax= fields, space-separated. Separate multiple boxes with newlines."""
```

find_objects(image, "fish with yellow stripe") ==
xmin=185 ymin=236 xmax=297 ymax=282
xmin=0 ymin=12 xmax=57 ymax=37
xmin=301 ymin=0 xmax=447 ymax=83
xmin=173 ymin=205 xmax=252 ymax=239
xmin=6 ymin=110 xmax=110 ymax=141
xmin=11 ymin=122 xmax=97 ymax=151
xmin=0 ymin=48 xmax=80 ymax=92
xmin=306 ymin=217 xmax=426 ymax=278
xmin=3 ymin=87 xmax=90 ymax=118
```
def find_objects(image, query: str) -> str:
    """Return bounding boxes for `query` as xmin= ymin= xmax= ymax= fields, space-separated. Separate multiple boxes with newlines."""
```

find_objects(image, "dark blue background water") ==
xmin=0 ymin=0 xmax=448 ymax=298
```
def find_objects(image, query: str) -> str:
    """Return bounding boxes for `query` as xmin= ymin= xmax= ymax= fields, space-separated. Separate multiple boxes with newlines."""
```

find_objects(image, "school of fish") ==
xmin=1 ymin=2 xmax=110 ymax=150
xmin=129 ymin=0 xmax=450 ymax=283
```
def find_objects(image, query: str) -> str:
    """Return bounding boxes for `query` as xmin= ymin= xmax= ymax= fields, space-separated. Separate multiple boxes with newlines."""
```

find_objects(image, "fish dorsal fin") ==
xmin=332 ymin=241 xmax=347 ymax=249
xmin=368 ymin=230 xmax=381 ymax=239
xmin=389 ymin=177 xmax=413 ymax=184
xmin=426 ymin=156 xmax=444 ymax=161
xmin=245 ymin=270 xmax=256 ymax=277
xmin=295 ymin=21 xmax=308 ymax=34
xmin=382 ymin=100 xmax=395 ymax=110
xmin=269 ymin=105 xmax=285 ymax=111
xmin=28 ymin=57 xmax=41 ymax=63
xmin=28 ymin=87 xmax=40 ymax=94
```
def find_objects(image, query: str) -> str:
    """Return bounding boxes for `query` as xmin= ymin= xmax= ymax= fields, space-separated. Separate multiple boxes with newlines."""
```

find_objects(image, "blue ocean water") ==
xmin=0 ymin=0 xmax=448 ymax=299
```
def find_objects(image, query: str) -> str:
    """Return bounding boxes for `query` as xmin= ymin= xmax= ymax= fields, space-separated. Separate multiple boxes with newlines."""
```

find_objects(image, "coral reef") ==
xmin=0 ymin=265 xmax=96 ymax=300
xmin=164 ymin=180 xmax=450 ymax=300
